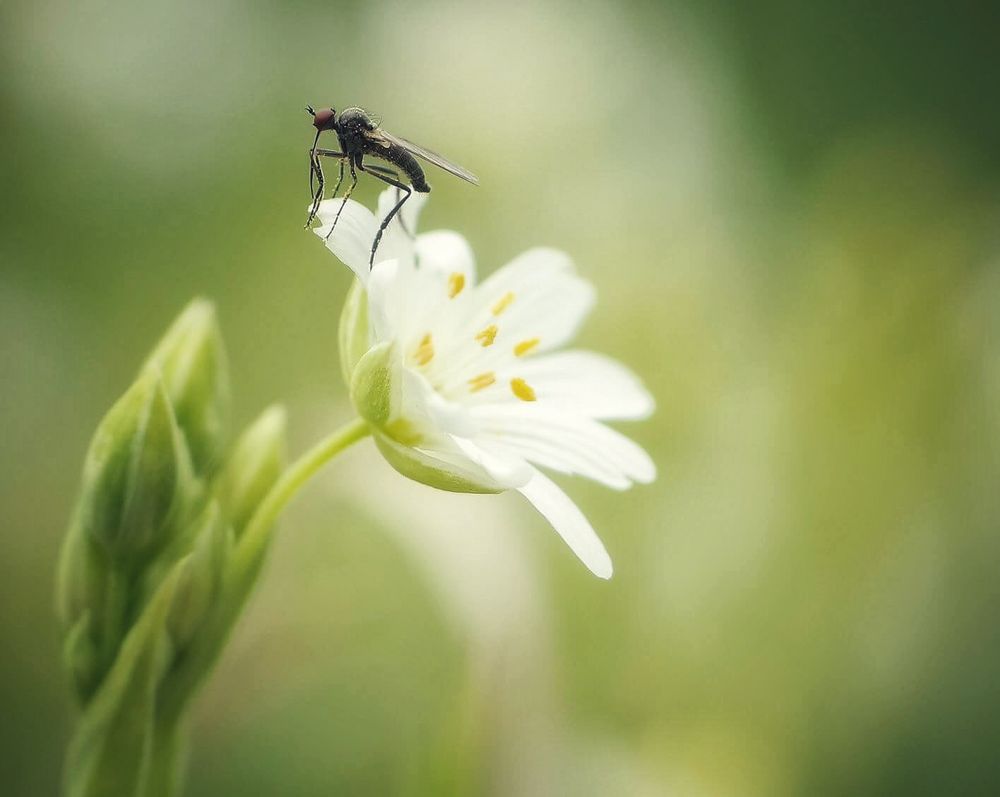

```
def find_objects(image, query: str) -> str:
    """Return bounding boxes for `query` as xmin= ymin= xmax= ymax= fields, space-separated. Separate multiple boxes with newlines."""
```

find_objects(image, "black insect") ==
xmin=305 ymin=105 xmax=479 ymax=266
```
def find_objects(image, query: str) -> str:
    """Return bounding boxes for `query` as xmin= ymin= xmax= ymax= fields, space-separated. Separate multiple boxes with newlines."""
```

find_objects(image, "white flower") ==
xmin=313 ymin=189 xmax=655 ymax=578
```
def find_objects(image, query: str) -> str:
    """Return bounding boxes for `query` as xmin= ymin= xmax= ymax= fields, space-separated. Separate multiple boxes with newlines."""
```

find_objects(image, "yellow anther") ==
xmin=413 ymin=333 xmax=434 ymax=366
xmin=510 ymin=378 xmax=537 ymax=402
xmin=448 ymin=272 xmax=465 ymax=298
xmin=475 ymin=324 xmax=498 ymax=347
xmin=513 ymin=338 xmax=540 ymax=357
xmin=468 ymin=372 xmax=496 ymax=392
xmin=492 ymin=292 xmax=515 ymax=316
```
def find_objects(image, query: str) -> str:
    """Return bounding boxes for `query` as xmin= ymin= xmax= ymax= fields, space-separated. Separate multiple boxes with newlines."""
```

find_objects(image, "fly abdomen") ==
xmin=379 ymin=142 xmax=431 ymax=193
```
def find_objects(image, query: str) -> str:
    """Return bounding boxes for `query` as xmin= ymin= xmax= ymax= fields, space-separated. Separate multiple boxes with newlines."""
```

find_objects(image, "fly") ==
xmin=304 ymin=105 xmax=479 ymax=267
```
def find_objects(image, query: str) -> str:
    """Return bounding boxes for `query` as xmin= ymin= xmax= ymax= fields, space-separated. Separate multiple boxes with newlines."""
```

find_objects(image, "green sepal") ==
xmin=372 ymin=433 xmax=503 ymax=495
xmin=350 ymin=341 xmax=396 ymax=427
xmin=62 ymin=611 xmax=100 ymax=703
xmin=142 ymin=299 xmax=231 ymax=474
xmin=338 ymin=280 xmax=370 ymax=387
xmin=57 ymin=513 xmax=107 ymax=635
xmin=350 ymin=339 xmax=506 ymax=493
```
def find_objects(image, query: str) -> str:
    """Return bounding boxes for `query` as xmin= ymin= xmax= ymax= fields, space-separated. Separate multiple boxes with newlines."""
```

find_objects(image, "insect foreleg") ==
xmin=329 ymin=158 xmax=346 ymax=201
xmin=305 ymin=153 xmax=325 ymax=228
xmin=324 ymin=160 xmax=358 ymax=242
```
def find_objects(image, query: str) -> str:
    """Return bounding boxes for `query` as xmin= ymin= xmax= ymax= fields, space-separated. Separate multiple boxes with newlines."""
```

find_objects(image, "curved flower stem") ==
xmin=156 ymin=417 xmax=371 ymax=727
xmin=233 ymin=416 xmax=372 ymax=578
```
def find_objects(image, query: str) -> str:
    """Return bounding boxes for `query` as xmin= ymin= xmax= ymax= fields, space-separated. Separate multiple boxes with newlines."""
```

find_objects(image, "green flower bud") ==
xmin=213 ymin=405 xmax=288 ymax=537
xmin=57 ymin=514 xmax=107 ymax=631
xmin=142 ymin=298 xmax=230 ymax=474
xmin=166 ymin=502 xmax=232 ymax=650
xmin=57 ymin=517 xmax=118 ymax=700
xmin=338 ymin=280 xmax=370 ymax=387
xmin=62 ymin=612 xmax=100 ymax=701
xmin=78 ymin=370 xmax=194 ymax=564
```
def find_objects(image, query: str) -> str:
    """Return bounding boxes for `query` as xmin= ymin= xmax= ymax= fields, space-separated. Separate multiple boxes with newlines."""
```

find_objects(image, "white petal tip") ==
xmin=635 ymin=461 xmax=657 ymax=484
xmin=628 ymin=445 xmax=657 ymax=485
xmin=590 ymin=557 xmax=614 ymax=580
xmin=632 ymin=393 xmax=657 ymax=421
xmin=518 ymin=468 xmax=615 ymax=581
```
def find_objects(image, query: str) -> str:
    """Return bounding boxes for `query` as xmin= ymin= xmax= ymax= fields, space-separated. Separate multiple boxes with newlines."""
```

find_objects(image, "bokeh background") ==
xmin=2 ymin=1 xmax=999 ymax=794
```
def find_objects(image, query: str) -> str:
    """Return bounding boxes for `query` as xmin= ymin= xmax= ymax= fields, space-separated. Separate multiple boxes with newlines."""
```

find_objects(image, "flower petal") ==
xmin=475 ymin=435 xmax=632 ymax=490
xmin=367 ymin=259 xmax=403 ymax=340
xmin=472 ymin=248 xmax=595 ymax=353
xmin=473 ymin=405 xmax=656 ymax=488
xmin=477 ymin=247 xmax=576 ymax=294
xmin=450 ymin=435 xmax=533 ymax=487
xmin=313 ymin=198 xmax=379 ymax=283
xmin=415 ymin=231 xmax=477 ymax=284
xmin=513 ymin=350 xmax=655 ymax=420
xmin=429 ymin=251 xmax=596 ymax=395
xmin=393 ymin=231 xmax=478 ymax=343
xmin=517 ymin=467 xmax=613 ymax=579
xmin=499 ymin=273 xmax=595 ymax=355
xmin=400 ymin=367 xmax=478 ymax=438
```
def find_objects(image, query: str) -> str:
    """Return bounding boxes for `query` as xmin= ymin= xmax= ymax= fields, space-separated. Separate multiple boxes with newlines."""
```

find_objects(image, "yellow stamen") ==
xmin=510 ymin=378 xmax=537 ymax=401
xmin=492 ymin=292 xmax=515 ymax=316
xmin=413 ymin=333 xmax=434 ymax=366
xmin=475 ymin=324 xmax=498 ymax=347
xmin=448 ymin=272 xmax=465 ymax=298
xmin=468 ymin=372 xmax=496 ymax=392
xmin=513 ymin=338 xmax=540 ymax=357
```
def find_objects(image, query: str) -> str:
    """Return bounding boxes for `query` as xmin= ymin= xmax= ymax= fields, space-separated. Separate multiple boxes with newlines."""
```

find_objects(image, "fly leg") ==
xmin=327 ymin=158 xmax=346 ymax=203
xmin=306 ymin=148 xmax=347 ymax=227
xmin=305 ymin=152 xmax=325 ymax=228
xmin=357 ymin=161 xmax=412 ymax=268
xmin=324 ymin=158 xmax=358 ymax=242
xmin=362 ymin=164 xmax=415 ymax=240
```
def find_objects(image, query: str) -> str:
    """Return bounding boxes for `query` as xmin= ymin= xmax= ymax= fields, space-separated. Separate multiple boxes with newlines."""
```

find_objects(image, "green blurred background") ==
xmin=2 ymin=0 xmax=999 ymax=794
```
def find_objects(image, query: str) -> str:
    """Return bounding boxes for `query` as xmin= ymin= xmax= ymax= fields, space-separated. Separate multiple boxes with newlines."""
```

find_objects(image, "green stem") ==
xmin=144 ymin=719 xmax=188 ymax=797
xmin=233 ymin=416 xmax=371 ymax=578
xmin=156 ymin=417 xmax=371 ymax=722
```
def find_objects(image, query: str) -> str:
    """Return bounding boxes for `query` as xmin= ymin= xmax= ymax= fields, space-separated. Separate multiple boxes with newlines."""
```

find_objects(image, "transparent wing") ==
xmin=374 ymin=128 xmax=480 ymax=185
